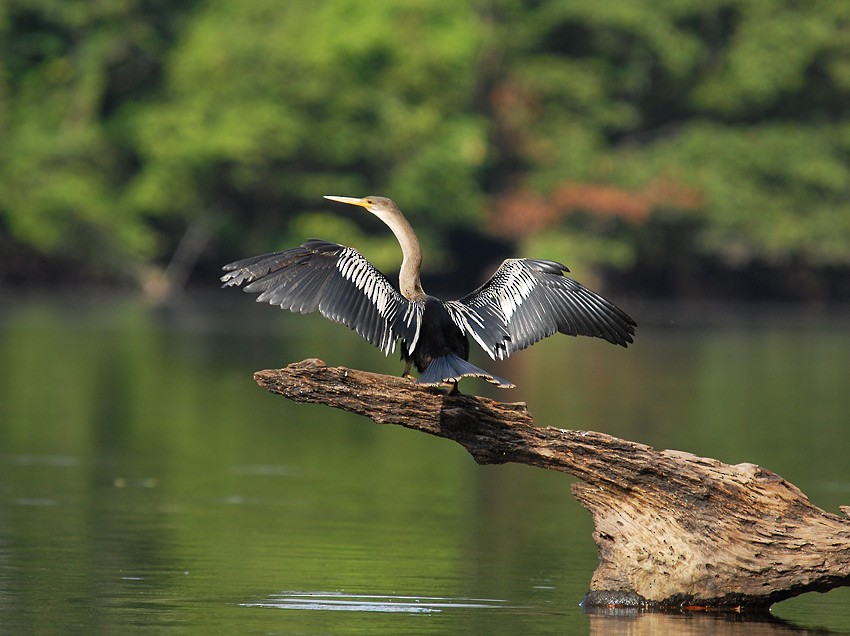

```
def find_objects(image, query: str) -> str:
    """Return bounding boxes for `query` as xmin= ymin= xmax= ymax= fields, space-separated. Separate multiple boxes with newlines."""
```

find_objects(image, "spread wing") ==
xmin=457 ymin=258 xmax=636 ymax=359
xmin=221 ymin=239 xmax=422 ymax=355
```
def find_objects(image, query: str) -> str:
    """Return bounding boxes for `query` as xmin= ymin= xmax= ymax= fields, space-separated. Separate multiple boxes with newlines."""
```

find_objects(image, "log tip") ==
xmin=288 ymin=358 xmax=328 ymax=371
xmin=840 ymin=505 xmax=850 ymax=519
xmin=253 ymin=369 xmax=272 ymax=385
xmin=254 ymin=358 xmax=328 ymax=382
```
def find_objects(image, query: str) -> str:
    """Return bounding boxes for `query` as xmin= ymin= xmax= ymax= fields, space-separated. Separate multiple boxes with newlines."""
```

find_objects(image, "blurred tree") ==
xmin=482 ymin=0 xmax=850 ymax=294
xmin=0 ymin=0 xmax=197 ymax=282
xmin=124 ymin=0 xmax=489 ymax=274
xmin=1 ymin=0 xmax=849 ymax=299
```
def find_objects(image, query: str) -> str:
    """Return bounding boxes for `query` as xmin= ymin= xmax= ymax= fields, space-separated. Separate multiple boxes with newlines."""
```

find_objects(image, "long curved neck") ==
xmin=381 ymin=210 xmax=425 ymax=301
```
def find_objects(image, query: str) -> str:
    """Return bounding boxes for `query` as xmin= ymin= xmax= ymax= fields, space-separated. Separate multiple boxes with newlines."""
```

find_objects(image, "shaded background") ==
xmin=2 ymin=0 xmax=850 ymax=300
xmin=2 ymin=1 xmax=850 ymax=633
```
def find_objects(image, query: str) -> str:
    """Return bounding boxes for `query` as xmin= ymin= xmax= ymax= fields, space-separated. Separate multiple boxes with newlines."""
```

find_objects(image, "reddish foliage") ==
xmin=491 ymin=179 xmax=702 ymax=237
xmin=492 ymin=190 xmax=555 ymax=236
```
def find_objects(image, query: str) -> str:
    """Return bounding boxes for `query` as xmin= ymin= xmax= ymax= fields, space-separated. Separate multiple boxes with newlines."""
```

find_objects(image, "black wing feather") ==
xmin=457 ymin=258 xmax=635 ymax=357
xmin=221 ymin=240 xmax=418 ymax=355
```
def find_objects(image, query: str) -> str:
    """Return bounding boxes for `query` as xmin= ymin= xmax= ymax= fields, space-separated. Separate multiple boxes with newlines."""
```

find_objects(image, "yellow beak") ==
xmin=323 ymin=195 xmax=369 ymax=208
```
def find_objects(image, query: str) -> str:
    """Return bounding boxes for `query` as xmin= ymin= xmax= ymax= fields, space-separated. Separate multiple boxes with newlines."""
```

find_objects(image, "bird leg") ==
xmin=401 ymin=360 xmax=416 ymax=382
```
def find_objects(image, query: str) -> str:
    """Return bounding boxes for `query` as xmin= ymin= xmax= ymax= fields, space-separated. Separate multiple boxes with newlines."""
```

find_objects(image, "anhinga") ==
xmin=221 ymin=196 xmax=636 ymax=390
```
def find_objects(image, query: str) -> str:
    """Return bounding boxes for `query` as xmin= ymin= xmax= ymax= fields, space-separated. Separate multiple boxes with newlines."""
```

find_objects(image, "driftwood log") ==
xmin=255 ymin=358 xmax=850 ymax=611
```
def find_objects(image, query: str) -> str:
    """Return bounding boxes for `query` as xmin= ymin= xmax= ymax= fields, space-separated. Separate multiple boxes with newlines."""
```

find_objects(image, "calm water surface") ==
xmin=0 ymin=292 xmax=848 ymax=634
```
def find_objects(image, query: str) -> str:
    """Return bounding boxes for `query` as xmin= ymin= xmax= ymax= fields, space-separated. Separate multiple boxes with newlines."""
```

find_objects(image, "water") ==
xmin=1 ymin=292 xmax=849 ymax=634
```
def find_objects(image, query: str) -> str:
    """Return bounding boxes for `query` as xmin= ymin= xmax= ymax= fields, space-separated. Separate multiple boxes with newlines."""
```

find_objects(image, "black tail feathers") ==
xmin=416 ymin=354 xmax=514 ymax=389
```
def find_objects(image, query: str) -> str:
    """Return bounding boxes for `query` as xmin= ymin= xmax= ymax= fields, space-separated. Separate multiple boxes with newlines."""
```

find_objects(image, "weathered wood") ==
xmin=254 ymin=358 xmax=850 ymax=611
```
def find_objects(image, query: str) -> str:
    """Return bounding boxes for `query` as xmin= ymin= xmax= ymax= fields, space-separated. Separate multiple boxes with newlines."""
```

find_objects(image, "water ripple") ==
xmin=241 ymin=591 xmax=508 ymax=614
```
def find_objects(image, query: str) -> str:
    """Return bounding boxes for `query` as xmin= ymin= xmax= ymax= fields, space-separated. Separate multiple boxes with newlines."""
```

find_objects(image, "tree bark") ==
xmin=254 ymin=358 xmax=850 ymax=611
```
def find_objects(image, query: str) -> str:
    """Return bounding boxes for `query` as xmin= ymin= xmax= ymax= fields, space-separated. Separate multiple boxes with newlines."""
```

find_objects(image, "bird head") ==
xmin=324 ymin=195 xmax=400 ymax=223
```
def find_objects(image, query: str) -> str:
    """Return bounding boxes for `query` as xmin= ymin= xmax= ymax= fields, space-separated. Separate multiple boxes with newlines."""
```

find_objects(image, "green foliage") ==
xmin=125 ymin=0 xmax=487 ymax=252
xmin=634 ymin=123 xmax=850 ymax=266
xmin=492 ymin=0 xmax=850 ymax=272
xmin=2 ymin=0 xmax=850 ymax=294
xmin=0 ymin=0 xmax=195 ymax=275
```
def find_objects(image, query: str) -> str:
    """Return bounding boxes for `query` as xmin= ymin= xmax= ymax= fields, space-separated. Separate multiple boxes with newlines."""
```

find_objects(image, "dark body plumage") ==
xmin=222 ymin=196 xmax=636 ymax=390
xmin=409 ymin=298 xmax=468 ymax=372
xmin=404 ymin=297 xmax=491 ymax=386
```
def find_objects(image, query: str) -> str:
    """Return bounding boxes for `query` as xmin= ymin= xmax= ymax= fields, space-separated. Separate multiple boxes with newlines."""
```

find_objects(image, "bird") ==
xmin=221 ymin=195 xmax=636 ymax=391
